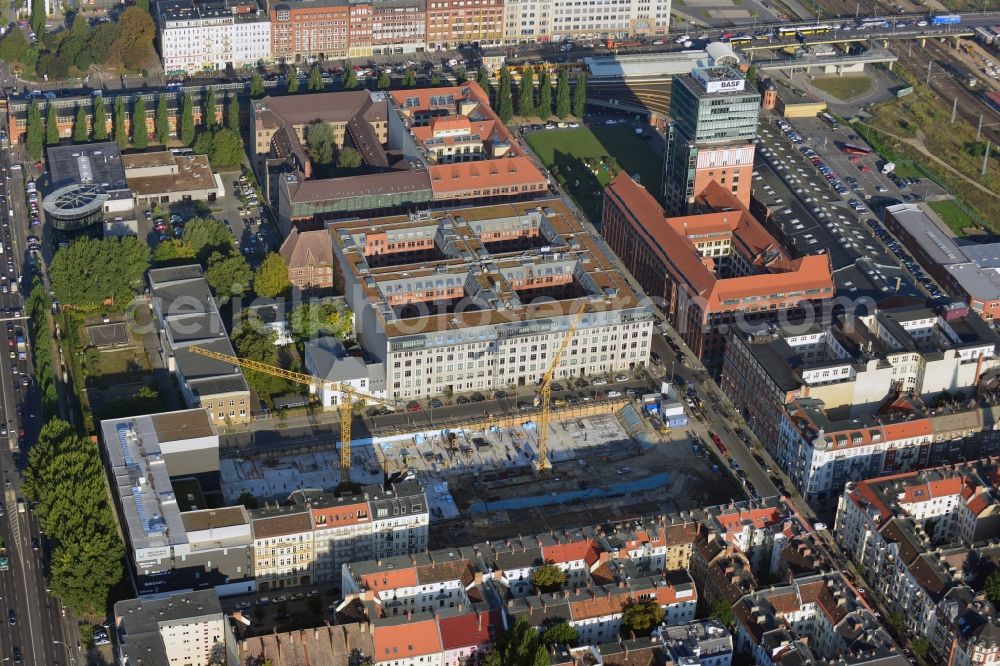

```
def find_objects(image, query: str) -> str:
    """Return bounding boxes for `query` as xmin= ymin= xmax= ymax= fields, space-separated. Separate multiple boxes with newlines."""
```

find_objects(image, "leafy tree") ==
xmin=286 ymin=73 xmax=299 ymax=94
xmin=22 ymin=419 xmax=124 ymax=615
xmin=227 ymin=94 xmax=240 ymax=133
xmin=132 ymin=95 xmax=147 ymax=148
xmin=555 ymin=70 xmax=570 ymax=118
xmin=113 ymin=95 xmax=127 ymax=148
xmin=179 ymin=93 xmax=195 ymax=145
xmin=250 ymin=73 xmax=265 ymax=99
xmin=153 ymin=239 xmax=196 ymax=265
xmin=0 ymin=29 xmax=28 ymax=64
xmin=136 ymin=0 xmax=149 ymax=11
xmin=454 ymin=66 xmax=467 ymax=84
xmin=537 ymin=70 xmax=552 ymax=120
xmin=193 ymin=130 xmax=214 ymax=155
xmin=337 ymin=146 xmax=362 ymax=170
xmin=289 ymin=300 xmax=352 ymax=341
xmin=205 ymin=250 xmax=252 ymax=300
xmin=402 ymin=69 xmax=417 ymax=87
xmin=30 ymin=0 xmax=45 ymax=39
xmin=45 ymin=103 xmax=59 ymax=146
xmin=306 ymin=122 xmax=336 ymax=165
xmin=155 ymin=93 xmax=170 ymax=144
xmin=106 ymin=7 xmax=156 ymax=70
xmin=254 ymin=252 xmax=289 ymax=298
xmin=497 ymin=67 xmax=513 ymax=124
xmin=376 ymin=69 xmax=391 ymax=90
xmin=97 ymin=386 xmax=163 ymax=420
xmin=518 ymin=70 xmax=534 ymax=118
xmin=342 ymin=68 xmax=358 ymax=90
xmin=48 ymin=236 xmax=150 ymax=310
xmin=476 ymin=66 xmax=491 ymax=101
xmin=209 ymin=128 xmax=243 ymax=168
xmin=203 ymin=88 xmax=217 ymax=130
xmin=308 ymin=64 xmax=323 ymax=92
xmin=492 ymin=618 xmax=549 ymax=666
xmin=709 ymin=599 xmax=734 ymax=628
xmin=183 ymin=217 xmax=233 ymax=264
xmin=88 ymin=22 xmax=120 ymax=65
xmin=540 ymin=622 xmax=577 ymax=646
xmin=25 ymin=100 xmax=43 ymax=161
xmin=72 ymin=105 xmax=88 ymax=142
xmin=430 ymin=72 xmax=442 ymax=86
xmin=909 ymin=637 xmax=929 ymax=659
xmin=531 ymin=564 xmax=566 ymax=592
xmin=573 ymin=73 xmax=586 ymax=118
xmin=233 ymin=313 xmax=280 ymax=401
xmin=620 ymin=599 xmax=664 ymax=637
xmin=93 ymin=94 xmax=108 ymax=141
xmin=984 ymin=569 xmax=1000 ymax=603
xmin=237 ymin=491 xmax=258 ymax=510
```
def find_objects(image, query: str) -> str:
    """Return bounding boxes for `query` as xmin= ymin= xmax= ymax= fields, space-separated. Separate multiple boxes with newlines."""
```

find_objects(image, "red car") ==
xmin=6 ymin=338 xmax=12 ymax=348
xmin=859 ymin=165 xmax=871 ymax=173
xmin=407 ymin=401 xmax=422 ymax=412
xmin=711 ymin=432 xmax=728 ymax=456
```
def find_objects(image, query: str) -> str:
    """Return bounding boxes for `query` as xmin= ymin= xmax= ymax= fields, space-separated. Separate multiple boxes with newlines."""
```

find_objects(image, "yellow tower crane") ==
xmin=535 ymin=306 xmax=587 ymax=471
xmin=189 ymin=345 xmax=399 ymax=478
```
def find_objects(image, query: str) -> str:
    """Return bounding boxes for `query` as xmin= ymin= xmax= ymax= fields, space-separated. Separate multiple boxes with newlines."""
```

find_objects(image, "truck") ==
xmin=15 ymin=329 xmax=26 ymax=360
xmin=881 ymin=162 xmax=896 ymax=175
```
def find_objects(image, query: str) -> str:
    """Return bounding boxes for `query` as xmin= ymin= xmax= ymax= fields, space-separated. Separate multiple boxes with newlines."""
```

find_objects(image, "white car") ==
xmin=607 ymin=390 xmax=622 ymax=398
xmin=592 ymin=377 xmax=608 ymax=385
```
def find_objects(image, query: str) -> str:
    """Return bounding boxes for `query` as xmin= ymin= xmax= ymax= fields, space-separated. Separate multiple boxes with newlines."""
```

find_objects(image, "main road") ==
xmin=0 ymin=142 xmax=80 ymax=666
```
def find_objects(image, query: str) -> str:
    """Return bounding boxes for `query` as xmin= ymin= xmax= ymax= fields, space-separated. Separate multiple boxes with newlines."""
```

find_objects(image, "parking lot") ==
xmin=753 ymin=118 xmax=925 ymax=302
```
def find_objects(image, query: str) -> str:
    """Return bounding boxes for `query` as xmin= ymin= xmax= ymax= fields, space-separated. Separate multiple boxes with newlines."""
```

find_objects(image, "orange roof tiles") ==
xmin=568 ymin=589 xmax=631 ymax=621
xmin=428 ymin=156 xmax=546 ymax=194
xmin=966 ymin=493 xmax=991 ymax=517
xmin=900 ymin=476 xmax=964 ymax=504
xmin=540 ymin=539 xmax=601 ymax=567
xmin=373 ymin=619 xmax=442 ymax=662
xmin=360 ymin=567 xmax=418 ymax=592
xmin=716 ymin=507 xmax=783 ymax=536
xmin=666 ymin=212 xmax=736 ymax=238
xmin=438 ymin=610 xmax=500 ymax=651
xmin=312 ymin=501 xmax=370 ymax=529
xmin=881 ymin=419 xmax=933 ymax=442
xmin=431 ymin=116 xmax=473 ymax=133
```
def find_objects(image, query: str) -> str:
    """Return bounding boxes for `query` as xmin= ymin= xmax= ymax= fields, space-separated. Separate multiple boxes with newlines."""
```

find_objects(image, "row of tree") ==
xmin=1 ymin=8 xmax=156 ymax=80
xmin=25 ymin=89 xmax=243 ymax=167
xmin=25 ymin=277 xmax=58 ymax=418
xmin=493 ymin=67 xmax=586 ymax=124
xmin=22 ymin=419 xmax=125 ymax=615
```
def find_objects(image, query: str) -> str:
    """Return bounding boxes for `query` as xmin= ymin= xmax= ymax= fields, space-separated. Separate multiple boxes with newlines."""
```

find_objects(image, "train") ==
xmin=930 ymin=14 xmax=961 ymax=25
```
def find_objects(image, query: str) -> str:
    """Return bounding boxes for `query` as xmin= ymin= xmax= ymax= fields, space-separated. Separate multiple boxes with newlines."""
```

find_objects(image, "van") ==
xmin=16 ymin=498 xmax=24 ymax=514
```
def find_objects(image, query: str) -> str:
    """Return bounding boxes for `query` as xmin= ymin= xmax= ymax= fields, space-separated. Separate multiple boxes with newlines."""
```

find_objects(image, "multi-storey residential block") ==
xmin=731 ymin=574 xmax=903 ymax=666
xmin=657 ymin=619 xmax=734 ymax=666
xmin=835 ymin=459 xmax=1000 ymax=664
xmin=100 ymin=411 xmax=256 ymax=597
xmin=157 ymin=0 xmax=271 ymax=75
xmin=114 ymin=590 xmax=236 ymax=666
xmin=330 ymin=198 xmax=653 ymax=400
xmin=501 ymin=0 xmax=671 ymax=43
xmin=248 ymin=483 xmax=429 ymax=590
xmin=721 ymin=301 xmax=999 ymax=453
xmin=270 ymin=0 xmax=351 ymax=63
xmin=426 ymin=0 xmax=503 ymax=49
xmin=250 ymin=504 xmax=315 ymax=590
xmin=371 ymin=0 xmax=427 ymax=54
xmin=148 ymin=265 xmax=251 ymax=425
xmin=663 ymin=66 xmax=760 ymax=216
xmin=602 ymin=172 xmax=833 ymax=362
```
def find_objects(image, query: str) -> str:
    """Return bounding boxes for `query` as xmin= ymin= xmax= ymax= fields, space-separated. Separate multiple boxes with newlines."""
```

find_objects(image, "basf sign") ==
xmin=692 ymin=67 xmax=746 ymax=94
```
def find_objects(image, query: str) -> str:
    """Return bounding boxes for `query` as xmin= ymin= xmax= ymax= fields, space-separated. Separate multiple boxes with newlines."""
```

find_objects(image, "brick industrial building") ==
xmin=602 ymin=173 xmax=833 ymax=362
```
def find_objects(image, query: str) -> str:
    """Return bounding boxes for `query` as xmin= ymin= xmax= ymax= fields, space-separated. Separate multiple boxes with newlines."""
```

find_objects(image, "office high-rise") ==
xmin=663 ymin=66 xmax=760 ymax=216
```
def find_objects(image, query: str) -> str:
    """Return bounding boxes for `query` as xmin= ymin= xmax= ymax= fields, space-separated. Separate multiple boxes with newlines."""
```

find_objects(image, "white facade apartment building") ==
xmin=115 ymin=590 xmax=234 ymax=666
xmin=158 ymin=0 xmax=272 ymax=74
xmin=250 ymin=506 xmax=315 ymax=591
xmin=502 ymin=0 xmax=671 ymax=43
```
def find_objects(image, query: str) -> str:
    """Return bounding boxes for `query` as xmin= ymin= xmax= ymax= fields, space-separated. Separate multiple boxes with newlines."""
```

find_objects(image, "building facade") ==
xmin=663 ymin=66 xmax=759 ymax=216
xmin=157 ymin=0 xmax=272 ymax=75
xmin=115 ymin=590 xmax=236 ymax=666
xmin=501 ymin=0 xmax=671 ymax=44
xmin=270 ymin=0 xmax=352 ymax=63
xmin=426 ymin=0 xmax=504 ymax=49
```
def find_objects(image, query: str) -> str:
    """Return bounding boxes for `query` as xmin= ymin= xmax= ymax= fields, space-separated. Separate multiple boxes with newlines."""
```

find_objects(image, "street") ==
xmin=0 ymin=145 xmax=81 ymax=666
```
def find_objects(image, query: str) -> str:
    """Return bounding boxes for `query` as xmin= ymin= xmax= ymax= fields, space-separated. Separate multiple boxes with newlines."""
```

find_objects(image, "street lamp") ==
xmin=53 ymin=640 xmax=77 ymax=664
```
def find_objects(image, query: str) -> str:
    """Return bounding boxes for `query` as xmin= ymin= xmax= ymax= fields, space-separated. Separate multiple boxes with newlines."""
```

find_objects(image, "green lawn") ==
xmin=810 ymin=76 xmax=872 ymax=101
xmin=930 ymin=199 xmax=981 ymax=236
xmin=526 ymin=126 xmax=663 ymax=222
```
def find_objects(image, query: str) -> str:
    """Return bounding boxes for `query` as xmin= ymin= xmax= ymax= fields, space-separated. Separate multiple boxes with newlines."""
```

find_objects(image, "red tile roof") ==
xmin=540 ymin=538 xmax=601 ymax=567
xmin=429 ymin=156 xmax=546 ymax=195
xmin=438 ymin=610 xmax=500 ymax=650
xmin=360 ymin=567 xmax=418 ymax=592
xmin=881 ymin=419 xmax=933 ymax=442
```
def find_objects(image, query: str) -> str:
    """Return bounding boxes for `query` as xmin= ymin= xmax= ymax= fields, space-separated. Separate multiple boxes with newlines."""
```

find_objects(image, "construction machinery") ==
xmin=534 ymin=306 xmax=587 ymax=471
xmin=189 ymin=346 xmax=399 ymax=478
